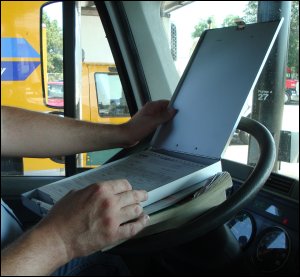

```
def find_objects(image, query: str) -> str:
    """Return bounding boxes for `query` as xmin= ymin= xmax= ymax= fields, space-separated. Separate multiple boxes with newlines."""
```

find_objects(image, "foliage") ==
xmin=221 ymin=15 xmax=241 ymax=27
xmin=288 ymin=1 xmax=299 ymax=74
xmin=192 ymin=1 xmax=298 ymax=75
xmin=243 ymin=1 xmax=257 ymax=24
xmin=191 ymin=17 xmax=216 ymax=38
xmin=243 ymin=1 xmax=299 ymax=74
xmin=42 ymin=13 xmax=63 ymax=74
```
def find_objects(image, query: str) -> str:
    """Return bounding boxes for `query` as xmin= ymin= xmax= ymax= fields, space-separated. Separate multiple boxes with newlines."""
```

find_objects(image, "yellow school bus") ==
xmin=1 ymin=1 xmax=130 ymax=175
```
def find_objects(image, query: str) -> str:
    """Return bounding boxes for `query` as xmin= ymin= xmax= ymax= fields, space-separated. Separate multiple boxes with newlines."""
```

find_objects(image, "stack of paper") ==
xmin=136 ymin=171 xmax=233 ymax=238
xmin=22 ymin=150 xmax=221 ymax=217
xmin=103 ymin=172 xmax=232 ymax=251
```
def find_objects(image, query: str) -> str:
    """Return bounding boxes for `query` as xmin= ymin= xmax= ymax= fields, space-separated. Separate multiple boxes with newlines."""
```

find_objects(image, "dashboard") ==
xmin=1 ymin=159 xmax=298 ymax=276
xmin=226 ymin=178 xmax=299 ymax=275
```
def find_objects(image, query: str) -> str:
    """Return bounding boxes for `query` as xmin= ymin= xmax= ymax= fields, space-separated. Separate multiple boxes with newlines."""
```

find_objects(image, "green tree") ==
xmin=42 ymin=13 xmax=63 ymax=74
xmin=243 ymin=1 xmax=299 ymax=74
xmin=243 ymin=1 xmax=257 ymax=24
xmin=288 ymin=1 xmax=299 ymax=74
xmin=192 ymin=17 xmax=216 ymax=38
xmin=222 ymin=15 xmax=241 ymax=27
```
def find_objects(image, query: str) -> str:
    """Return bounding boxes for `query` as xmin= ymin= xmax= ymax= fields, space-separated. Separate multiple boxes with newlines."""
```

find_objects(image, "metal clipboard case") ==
xmin=151 ymin=19 xmax=283 ymax=165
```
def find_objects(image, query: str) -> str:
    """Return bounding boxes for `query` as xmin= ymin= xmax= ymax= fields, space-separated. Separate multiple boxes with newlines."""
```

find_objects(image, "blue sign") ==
xmin=1 ymin=38 xmax=40 ymax=58
xmin=1 ymin=61 xmax=41 ymax=81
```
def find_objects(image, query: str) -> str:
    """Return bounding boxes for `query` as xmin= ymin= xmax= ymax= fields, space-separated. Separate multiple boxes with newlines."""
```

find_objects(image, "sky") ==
xmin=44 ymin=2 xmax=62 ymax=28
xmin=44 ymin=1 xmax=250 ymax=73
xmin=45 ymin=1 xmax=249 ymax=30
xmin=169 ymin=1 xmax=249 ymax=73
xmin=171 ymin=1 xmax=249 ymax=28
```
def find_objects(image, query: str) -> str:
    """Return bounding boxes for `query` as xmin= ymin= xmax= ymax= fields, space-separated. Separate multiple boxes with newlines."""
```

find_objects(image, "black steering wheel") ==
xmin=108 ymin=117 xmax=276 ymax=254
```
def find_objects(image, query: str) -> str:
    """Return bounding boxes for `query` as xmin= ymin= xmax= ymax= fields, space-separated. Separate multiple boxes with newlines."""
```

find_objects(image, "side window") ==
xmin=1 ymin=1 xmax=132 ymax=175
xmin=47 ymin=81 xmax=64 ymax=108
xmin=76 ymin=3 xmax=131 ymax=169
xmin=1 ymin=1 xmax=65 ymax=176
xmin=95 ymin=72 xmax=130 ymax=117
xmin=42 ymin=3 xmax=64 ymax=110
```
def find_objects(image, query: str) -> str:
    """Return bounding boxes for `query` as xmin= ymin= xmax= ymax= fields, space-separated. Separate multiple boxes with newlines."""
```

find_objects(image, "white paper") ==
xmin=38 ymin=150 xmax=204 ymax=205
xmin=144 ymin=176 xmax=212 ymax=215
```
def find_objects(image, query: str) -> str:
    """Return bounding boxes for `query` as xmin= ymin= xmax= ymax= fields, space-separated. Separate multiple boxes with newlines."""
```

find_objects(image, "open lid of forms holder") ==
xmin=151 ymin=19 xmax=283 ymax=160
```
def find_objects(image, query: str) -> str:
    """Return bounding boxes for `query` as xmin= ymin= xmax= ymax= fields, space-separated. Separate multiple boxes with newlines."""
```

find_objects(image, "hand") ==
xmin=121 ymin=100 xmax=176 ymax=147
xmin=35 ymin=180 xmax=149 ymax=261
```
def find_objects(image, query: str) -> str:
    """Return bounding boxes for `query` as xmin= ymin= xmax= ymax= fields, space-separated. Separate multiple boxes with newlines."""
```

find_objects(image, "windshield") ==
xmin=161 ymin=1 xmax=299 ymax=180
xmin=95 ymin=73 xmax=130 ymax=117
xmin=48 ymin=82 xmax=63 ymax=98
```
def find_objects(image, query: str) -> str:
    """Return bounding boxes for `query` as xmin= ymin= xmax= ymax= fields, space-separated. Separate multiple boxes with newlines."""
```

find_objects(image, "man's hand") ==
xmin=1 ymin=180 xmax=148 ymax=276
xmin=36 ymin=180 xmax=149 ymax=261
xmin=1 ymin=100 xmax=175 ymax=158
xmin=120 ymin=100 xmax=176 ymax=148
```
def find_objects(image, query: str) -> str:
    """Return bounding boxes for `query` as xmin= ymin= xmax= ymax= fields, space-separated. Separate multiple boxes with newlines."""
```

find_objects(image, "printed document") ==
xmin=37 ymin=150 xmax=205 ymax=207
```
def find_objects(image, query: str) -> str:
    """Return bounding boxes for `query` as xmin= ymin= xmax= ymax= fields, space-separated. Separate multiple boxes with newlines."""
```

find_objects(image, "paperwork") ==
xmin=22 ymin=150 xmax=220 ymax=216
xmin=103 ymin=171 xmax=233 ymax=250
xmin=137 ymin=171 xmax=233 ymax=237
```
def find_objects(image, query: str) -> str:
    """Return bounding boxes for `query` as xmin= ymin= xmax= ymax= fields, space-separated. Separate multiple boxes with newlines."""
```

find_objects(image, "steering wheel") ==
xmin=108 ymin=117 xmax=276 ymax=254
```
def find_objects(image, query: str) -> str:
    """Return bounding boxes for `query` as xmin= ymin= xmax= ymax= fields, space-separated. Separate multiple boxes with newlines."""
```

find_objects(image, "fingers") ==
xmin=120 ymin=203 xmax=143 ymax=223
xmin=86 ymin=180 xmax=149 ymax=235
xmin=115 ymin=186 xmax=148 ymax=224
xmin=84 ymin=179 xmax=132 ymax=197
xmin=145 ymin=100 xmax=177 ymax=122
xmin=91 ymin=179 xmax=147 ymax=205
xmin=143 ymin=100 xmax=170 ymax=114
xmin=152 ymin=99 xmax=170 ymax=109
xmin=85 ymin=179 xmax=148 ymax=218
xmin=97 ymin=180 xmax=148 ymax=224
xmin=104 ymin=179 xmax=133 ymax=194
xmin=118 ymin=213 xmax=150 ymax=239
xmin=117 ymin=189 xmax=148 ymax=207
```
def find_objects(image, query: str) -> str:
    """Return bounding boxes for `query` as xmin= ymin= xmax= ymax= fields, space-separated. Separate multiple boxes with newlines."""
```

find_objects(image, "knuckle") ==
xmin=132 ymin=190 xmax=139 ymax=202
xmin=132 ymin=190 xmax=147 ymax=203
xmin=134 ymin=205 xmax=142 ymax=215
xmin=121 ymin=179 xmax=132 ymax=190
xmin=101 ymin=218 xmax=118 ymax=242
xmin=101 ymin=197 xmax=115 ymax=210
xmin=128 ymin=223 xmax=137 ymax=237
xmin=89 ymin=183 xmax=106 ymax=194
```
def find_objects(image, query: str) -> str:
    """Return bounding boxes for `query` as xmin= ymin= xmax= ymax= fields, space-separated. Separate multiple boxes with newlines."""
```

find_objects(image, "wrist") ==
xmin=118 ymin=122 xmax=139 ymax=148
xmin=1 ymin=224 xmax=71 ymax=276
xmin=33 ymin=220 xmax=71 ymax=266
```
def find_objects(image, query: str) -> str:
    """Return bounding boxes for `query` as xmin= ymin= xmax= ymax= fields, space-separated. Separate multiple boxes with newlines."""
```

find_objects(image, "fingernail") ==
xmin=144 ymin=214 xmax=150 ymax=223
xmin=168 ymin=107 xmax=177 ymax=115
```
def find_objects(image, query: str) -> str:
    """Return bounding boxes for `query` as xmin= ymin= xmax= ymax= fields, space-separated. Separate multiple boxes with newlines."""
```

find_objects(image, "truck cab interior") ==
xmin=1 ymin=1 xmax=299 ymax=276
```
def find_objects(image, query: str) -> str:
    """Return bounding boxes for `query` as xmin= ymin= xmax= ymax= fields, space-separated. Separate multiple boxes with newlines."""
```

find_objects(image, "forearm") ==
xmin=1 ymin=225 xmax=69 ymax=276
xmin=1 ymin=106 xmax=130 ymax=158
xmin=1 ymin=100 xmax=175 ymax=158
